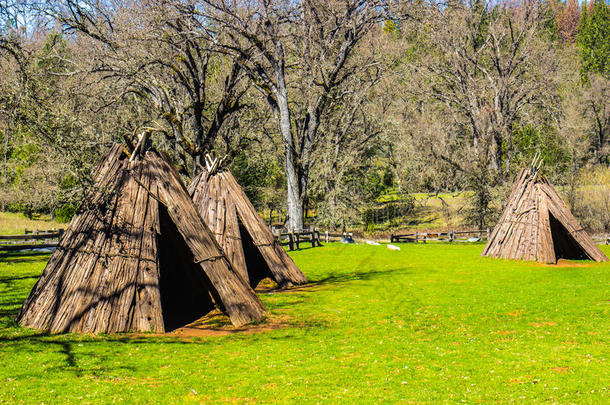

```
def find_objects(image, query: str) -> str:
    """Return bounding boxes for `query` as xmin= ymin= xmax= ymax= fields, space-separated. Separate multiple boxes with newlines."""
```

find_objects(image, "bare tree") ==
xmin=199 ymin=0 xmax=392 ymax=230
xmin=583 ymin=75 xmax=610 ymax=164
xmin=408 ymin=0 xmax=560 ymax=226
xmin=43 ymin=0 xmax=251 ymax=174
xmin=0 ymin=2 xmax=108 ymax=215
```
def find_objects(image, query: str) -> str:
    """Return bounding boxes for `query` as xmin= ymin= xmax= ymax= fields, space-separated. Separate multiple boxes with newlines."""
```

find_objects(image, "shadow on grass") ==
xmin=0 ymin=252 xmax=52 ymax=263
xmin=0 ymin=329 xmax=223 ymax=378
xmin=0 ymin=258 xmax=409 ymax=378
xmin=0 ymin=274 xmax=40 ymax=285
xmin=288 ymin=267 xmax=411 ymax=292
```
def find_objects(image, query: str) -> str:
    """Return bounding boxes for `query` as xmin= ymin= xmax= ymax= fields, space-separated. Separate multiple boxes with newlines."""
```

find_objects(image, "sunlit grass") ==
xmin=0 ymin=243 xmax=608 ymax=403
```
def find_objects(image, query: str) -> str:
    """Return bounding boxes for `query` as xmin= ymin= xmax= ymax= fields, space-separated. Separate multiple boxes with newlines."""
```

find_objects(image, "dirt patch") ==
xmin=168 ymin=311 xmax=291 ymax=338
xmin=529 ymin=321 xmax=557 ymax=327
xmin=255 ymin=278 xmax=321 ymax=294
xmin=554 ymin=259 xmax=595 ymax=267
xmin=127 ymin=282 xmax=308 ymax=339
xmin=507 ymin=375 xmax=534 ymax=385
xmin=531 ymin=259 xmax=596 ymax=268
xmin=126 ymin=310 xmax=292 ymax=339
xmin=551 ymin=367 xmax=571 ymax=373
xmin=505 ymin=310 xmax=524 ymax=317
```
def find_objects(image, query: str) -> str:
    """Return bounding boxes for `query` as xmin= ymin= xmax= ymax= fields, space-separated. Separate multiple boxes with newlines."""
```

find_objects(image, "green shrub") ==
xmin=54 ymin=204 xmax=77 ymax=223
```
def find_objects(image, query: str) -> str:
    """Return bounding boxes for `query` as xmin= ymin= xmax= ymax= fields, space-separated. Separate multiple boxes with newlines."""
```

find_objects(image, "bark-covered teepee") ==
xmin=482 ymin=155 xmax=608 ymax=263
xmin=17 ymin=143 xmax=266 ymax=334
xmin=189 ymin=155 xmax=308 ymax=288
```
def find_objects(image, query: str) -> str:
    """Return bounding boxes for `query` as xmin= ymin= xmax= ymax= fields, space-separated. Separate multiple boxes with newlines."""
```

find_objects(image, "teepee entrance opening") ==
xmin=157 ymin=205 xmax=215 ymax=331
xmin=549 ymin=213 xmax=588 ymax=261
xmin=237 ymin=215 xmax=274 ymax=288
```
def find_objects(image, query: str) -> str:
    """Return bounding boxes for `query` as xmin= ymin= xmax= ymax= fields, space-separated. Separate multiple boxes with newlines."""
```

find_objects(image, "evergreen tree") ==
xmin=577 ymin=0 xmax=610 ymax=78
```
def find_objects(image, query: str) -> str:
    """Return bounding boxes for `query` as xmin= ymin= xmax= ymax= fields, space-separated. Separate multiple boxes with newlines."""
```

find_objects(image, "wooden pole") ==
xmin=288 ymin=232 xmax=294 ymax=251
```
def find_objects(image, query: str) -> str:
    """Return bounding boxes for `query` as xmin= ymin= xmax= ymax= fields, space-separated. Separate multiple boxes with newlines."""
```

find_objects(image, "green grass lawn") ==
xmin=1 ymin=243 xmax=609 ymax=404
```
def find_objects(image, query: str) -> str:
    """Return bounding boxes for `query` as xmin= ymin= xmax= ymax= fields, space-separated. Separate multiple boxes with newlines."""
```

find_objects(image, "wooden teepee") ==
xmin=482 ymin=154 xmax=608 ymax=263
xmin=17 ymin=143 xmax=266 ymax=334
xmin=188 ymin=155 xmax=308 ymax=288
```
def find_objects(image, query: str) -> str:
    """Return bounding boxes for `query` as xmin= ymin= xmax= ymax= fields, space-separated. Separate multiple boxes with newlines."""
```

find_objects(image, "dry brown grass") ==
xmin=0 ymin=211 xmax=63 ymax=235
xmin=571 ymin=167 xmax=610 ymax=233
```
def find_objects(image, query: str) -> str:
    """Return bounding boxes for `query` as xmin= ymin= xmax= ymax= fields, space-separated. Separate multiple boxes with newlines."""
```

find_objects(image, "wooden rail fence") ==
xmin=272 ymin=227 xmax=322 ymax=251
xmin=0 ymin=229 xmax=64 ymax=253
xmin=391 ymin=230 xmax=610 ymax=245
xmin=391 ymin=229 xmax=491 ymax=244
xmin=2 ymin=226 xmax=605 ymax=256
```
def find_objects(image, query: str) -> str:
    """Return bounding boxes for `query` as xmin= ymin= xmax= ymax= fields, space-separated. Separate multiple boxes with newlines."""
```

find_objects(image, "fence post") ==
xmin=288 ymin=232 xmax=294 ymax=251
xmin=325 ymin=230 xmax=329 ymax=243
xmin=415 ymin=231 xmax=418 ymax=243
xmin=486 ymin=227 xmax=490 ymax=239
xmin=449 ymin=231 xmax=454 ymax=242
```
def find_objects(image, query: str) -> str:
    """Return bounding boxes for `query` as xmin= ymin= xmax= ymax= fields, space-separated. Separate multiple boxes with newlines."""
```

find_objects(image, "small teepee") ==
xmin=17 ymin=143 xmax=266 ymax=334
xmin=482 ymin=155 xmax=607 ymax=263
xmin=188 ymin=155 xmax=308 ymax=288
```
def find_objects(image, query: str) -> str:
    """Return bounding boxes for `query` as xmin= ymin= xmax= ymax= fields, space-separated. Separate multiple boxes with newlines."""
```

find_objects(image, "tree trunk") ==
xmin=193 ymin=102 xmax=205 ymax=173
xmin=276 ymin=83 xmax=304 ymax=231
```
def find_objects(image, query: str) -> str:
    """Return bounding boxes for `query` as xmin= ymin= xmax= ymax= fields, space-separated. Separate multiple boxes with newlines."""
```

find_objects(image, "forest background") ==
xmin=1 ymin=0 xmax=608 ymax=234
